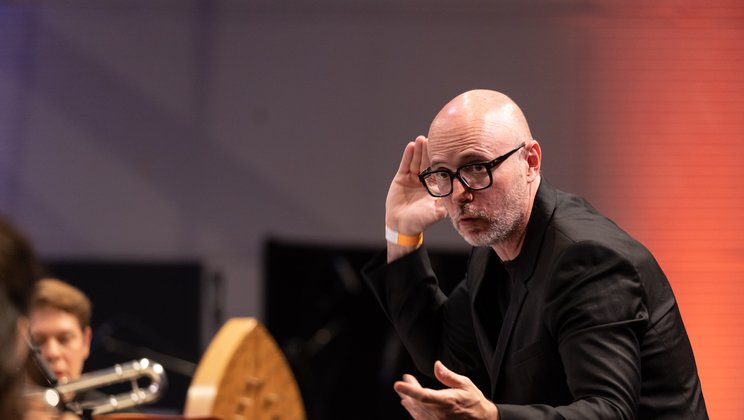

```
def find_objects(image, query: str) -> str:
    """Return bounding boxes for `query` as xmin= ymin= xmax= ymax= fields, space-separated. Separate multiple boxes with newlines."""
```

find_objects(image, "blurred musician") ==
xmin=28 ymin=278 xmax=92 ymax=387
xmin=0 ymin=215 xmax=75 ymax=419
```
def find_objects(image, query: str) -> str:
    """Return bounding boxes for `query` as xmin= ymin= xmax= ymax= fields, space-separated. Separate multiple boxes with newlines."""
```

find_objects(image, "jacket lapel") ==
xmin=489 ymin=279 xmax=528 ymax=397
xmin=466 ymin=247 xmax=496 ymax=359
xmin=484 ymin=179 xmax=557 ymax=397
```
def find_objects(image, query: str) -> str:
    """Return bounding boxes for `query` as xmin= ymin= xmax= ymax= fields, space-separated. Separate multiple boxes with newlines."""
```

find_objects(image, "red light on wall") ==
xmin=577 ymin=5 xmax=744 ymax=418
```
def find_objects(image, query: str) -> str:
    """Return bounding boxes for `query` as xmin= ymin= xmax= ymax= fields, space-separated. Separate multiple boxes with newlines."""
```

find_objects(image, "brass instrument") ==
xmin=39 ymin=358 xmax=167 ymax=416
xmin=26 ymin=318 xmax=306 ymax=420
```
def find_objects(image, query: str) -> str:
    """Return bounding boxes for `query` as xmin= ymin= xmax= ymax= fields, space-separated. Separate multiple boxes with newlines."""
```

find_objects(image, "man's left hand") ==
xmin=394 ymin=360 xmax=499 ymax=420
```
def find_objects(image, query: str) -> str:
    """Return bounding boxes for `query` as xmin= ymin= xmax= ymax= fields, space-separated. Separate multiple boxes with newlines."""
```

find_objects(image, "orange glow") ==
xmin=577 ymin=4 xmax=744 ymax=418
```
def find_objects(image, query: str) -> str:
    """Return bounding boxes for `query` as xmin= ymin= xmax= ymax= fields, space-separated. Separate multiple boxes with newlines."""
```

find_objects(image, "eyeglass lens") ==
xmin=424 ymin=164 xmax=491 ymax=196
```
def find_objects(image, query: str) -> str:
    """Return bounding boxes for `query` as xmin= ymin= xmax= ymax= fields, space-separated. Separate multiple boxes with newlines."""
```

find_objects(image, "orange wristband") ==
xmin=385 ymin=226 xmax=423 ymax=247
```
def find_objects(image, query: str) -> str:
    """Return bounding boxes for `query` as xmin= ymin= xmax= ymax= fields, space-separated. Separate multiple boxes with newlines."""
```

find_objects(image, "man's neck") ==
xmin=491 ymin=230 xmax=526 ymax=262
xmin=491 ymin=177 xmax=540 ymax=262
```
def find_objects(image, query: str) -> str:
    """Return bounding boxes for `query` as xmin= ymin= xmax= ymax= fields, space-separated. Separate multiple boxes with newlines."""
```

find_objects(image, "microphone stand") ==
xmin=25 ymin=335 xmax=57 ymax=387
xmin=25 ymin=335 xmax=78 ymax=416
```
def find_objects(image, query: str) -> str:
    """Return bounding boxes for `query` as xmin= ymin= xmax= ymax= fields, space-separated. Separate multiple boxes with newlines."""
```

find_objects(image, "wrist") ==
xmin=385 ymin=226 xmax=423 ymax=247
xmin=385 ymin=226 xmax=423 ymax=263
xmin=490 ymin=402 xmax=500 ymax=420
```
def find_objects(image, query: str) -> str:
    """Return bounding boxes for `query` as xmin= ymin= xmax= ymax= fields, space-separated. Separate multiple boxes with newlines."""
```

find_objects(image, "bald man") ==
xmin=364 ymin=90 xmax=707 ymax=419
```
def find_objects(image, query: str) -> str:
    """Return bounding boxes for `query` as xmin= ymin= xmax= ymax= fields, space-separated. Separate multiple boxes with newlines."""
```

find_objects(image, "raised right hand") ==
xmin=385 ymin=136 xmax=447 ymax=261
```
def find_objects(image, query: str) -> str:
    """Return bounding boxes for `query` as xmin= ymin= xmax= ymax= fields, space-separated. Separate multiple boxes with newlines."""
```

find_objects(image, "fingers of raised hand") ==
xmin=409 ymin=135 xmax=428 ymax=175
xmin=397 ymin=141 xmax=416 ymax=175
xmin=396 ymin=136 xmax=428 ymax=177
xmin=420 ymin=135 xmax=431 ymax=170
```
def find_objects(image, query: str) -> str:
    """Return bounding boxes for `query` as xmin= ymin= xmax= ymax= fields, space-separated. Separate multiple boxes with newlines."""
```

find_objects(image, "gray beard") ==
xmin=451 ymin=183 xmax=528 ymax=247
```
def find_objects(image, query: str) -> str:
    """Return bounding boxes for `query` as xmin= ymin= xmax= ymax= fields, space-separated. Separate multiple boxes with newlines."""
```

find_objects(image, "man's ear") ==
xmin=526 ymin=140 xmax=542 ymax=181
xmin=82 ymin=325 xmax=92 ymax=360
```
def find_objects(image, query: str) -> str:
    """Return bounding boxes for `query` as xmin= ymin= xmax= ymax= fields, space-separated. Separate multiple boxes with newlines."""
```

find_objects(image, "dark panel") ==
xmin=263 ymin=239 xmax=468 ymax=420
xmin=43 ymin=260 xmax=202 ymax=414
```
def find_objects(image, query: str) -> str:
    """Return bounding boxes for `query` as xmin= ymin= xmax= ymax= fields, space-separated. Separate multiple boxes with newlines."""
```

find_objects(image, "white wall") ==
xmin=0 ymin=0 xmax=595 ymax=344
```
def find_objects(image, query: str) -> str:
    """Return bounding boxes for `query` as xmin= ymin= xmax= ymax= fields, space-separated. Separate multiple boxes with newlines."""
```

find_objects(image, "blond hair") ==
xmin=30 ymin=278 xmax=92 ymax=329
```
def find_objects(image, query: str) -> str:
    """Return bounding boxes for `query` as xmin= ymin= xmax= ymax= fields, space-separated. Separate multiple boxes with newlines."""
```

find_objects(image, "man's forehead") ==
xmin=428 ymin=129 xmax=513 ymax=166
xmin=30 ymin=306 xmax=80 ymax=329
xmin=429 ymin=142 xmax=495 ymax=167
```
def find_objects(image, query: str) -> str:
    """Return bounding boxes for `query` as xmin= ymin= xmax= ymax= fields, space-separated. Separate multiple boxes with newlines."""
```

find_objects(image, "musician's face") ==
xmin=29 ymin=306 xmax=91 ymax=383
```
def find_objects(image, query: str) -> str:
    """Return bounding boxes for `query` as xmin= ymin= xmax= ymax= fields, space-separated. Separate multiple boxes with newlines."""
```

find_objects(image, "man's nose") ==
xmin=41 ymin=339 xmax=61 ymax=361
xmin=451 ymin=177 xmax=473 ymax=205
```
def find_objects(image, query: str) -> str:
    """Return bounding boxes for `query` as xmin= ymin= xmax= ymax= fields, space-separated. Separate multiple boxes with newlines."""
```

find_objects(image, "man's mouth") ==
xmin=457 ymin=215 xmax=481 ymax=227
xmin=455 ymin=206 xmax=485 ymax=229
xmin=457 ymin=208 xmax=480 ymax=220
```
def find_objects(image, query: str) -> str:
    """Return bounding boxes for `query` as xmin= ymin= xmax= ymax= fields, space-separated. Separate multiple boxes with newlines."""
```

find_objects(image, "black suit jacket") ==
xmin=364 ymin=180 xmax=707 ymax=419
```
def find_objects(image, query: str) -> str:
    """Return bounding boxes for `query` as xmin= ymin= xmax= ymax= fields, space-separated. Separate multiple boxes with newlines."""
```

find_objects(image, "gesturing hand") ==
xmin=385 ymin=136 xmax=447 ymax=261
xmin=394 ymin=361 xmax=499 ymax=420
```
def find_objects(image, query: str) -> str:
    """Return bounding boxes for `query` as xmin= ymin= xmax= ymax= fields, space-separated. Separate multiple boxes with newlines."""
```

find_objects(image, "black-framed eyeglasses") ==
xmin=418 ymin=142 xmax=525 ymax=197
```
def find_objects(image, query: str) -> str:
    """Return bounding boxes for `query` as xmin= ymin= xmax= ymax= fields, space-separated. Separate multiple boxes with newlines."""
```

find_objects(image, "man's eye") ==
xmin=434 ymin=172 xmax=450 ymax=180
xmin=465 ymin=164 xmax=487 ymax=173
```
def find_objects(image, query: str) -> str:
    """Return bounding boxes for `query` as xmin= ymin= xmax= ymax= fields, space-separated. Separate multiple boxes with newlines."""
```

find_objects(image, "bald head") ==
xmin=424 ymin=90 xmax=541 ymax=256
xmin=428 ymin=90 xmax=532 ymax=156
